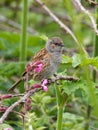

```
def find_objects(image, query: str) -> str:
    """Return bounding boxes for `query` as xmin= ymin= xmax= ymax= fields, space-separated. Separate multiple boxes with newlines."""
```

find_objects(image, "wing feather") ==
xmin=32 ymin=48 xmax=48 ymax=62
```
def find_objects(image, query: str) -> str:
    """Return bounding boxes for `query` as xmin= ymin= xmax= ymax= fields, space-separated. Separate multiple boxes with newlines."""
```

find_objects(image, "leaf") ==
xmin=36 ymin=127 xmax=46 ymax=130
xmin=88 ymin=57 xmax=98 ymax=69
xmin=0 ymin=124 xmax=14 ymax=130
xmin=42 ymin=96 xmax=52 ymax=104
xmin=0 ymin=32 xmax=45 ymax=58
xmin=62 ymin=80 xmax=86 ymax=96
xmin=62 ymin=55 xmax=72 ymax=64
xmin=72 ymin=54 xmax=82 ymax=68
xmin=63 ymin=112 xmax=84 ymax=130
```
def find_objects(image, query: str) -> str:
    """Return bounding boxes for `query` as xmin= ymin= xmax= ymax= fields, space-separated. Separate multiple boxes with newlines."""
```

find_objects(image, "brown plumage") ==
xmin=8 ymin=37 xmax=64 ymax=91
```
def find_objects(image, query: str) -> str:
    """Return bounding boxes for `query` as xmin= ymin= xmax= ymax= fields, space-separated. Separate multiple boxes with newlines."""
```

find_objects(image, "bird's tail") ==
xmin=8 ymin=77 xmax=23 ymax=91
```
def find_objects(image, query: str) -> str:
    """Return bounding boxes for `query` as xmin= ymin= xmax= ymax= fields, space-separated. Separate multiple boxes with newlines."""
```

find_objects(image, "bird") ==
xmin=8 ymin=37 xmax=64 ymax=91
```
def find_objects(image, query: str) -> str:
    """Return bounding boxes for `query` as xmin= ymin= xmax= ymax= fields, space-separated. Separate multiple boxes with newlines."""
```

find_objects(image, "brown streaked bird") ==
xmin=8 ymin=37 xmax=64 ymax=91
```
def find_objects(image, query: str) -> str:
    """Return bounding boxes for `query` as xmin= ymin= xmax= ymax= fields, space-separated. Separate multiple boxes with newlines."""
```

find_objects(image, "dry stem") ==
xmin=35 ymin=0 xmax=79 ymax=44
xmin=74 ymin=0 xmax=98 ymax=35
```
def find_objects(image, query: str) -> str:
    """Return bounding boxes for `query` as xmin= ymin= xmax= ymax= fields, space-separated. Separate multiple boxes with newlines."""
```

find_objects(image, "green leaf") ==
xmin=63 ymin=112 xmax=84 ymax=130
xmin=62 ymin=54 xmax=98 ymax=69
xmin=0 ymin=124 xmax=15 ymax=130
xmin=62 ymin=80 xmax=86 ymax=95
xmin=62 ymin=55 xmax=72 ymax=64
xmin=42 ymin=96 xmax=52 ymax=104
xmin=88 ymin=57 xmax=98 ymax=69
xmin=72 ymin=54 xmax=82 ymax=68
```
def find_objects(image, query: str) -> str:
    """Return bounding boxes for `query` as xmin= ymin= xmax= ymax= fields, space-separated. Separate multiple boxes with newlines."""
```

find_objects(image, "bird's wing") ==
xmin=32 ymin=48 xmax=48 ymax=62
xmin=22 ymin=48 xmax=47 ymax=76
xmin=22 ymin=48 xmax=50 ymax=77
xmin=32 ymin=48 xmax=51 ymax=72
xmin=8 ymin=48 xmax=49 ymax=91
xmin=32 ymin=49 xmax=52 ymax=80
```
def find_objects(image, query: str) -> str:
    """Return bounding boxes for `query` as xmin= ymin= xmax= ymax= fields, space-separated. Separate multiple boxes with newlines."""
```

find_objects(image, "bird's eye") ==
xmin=55 ymin=42 xmax=64 ymax=47
xmin=55 ymin=43 xmax=63 ymax=46
xmin=55 ymin=43 xmax=60 ymax=46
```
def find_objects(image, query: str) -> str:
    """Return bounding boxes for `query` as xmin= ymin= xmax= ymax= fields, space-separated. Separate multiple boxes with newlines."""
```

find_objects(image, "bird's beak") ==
xmin=61 ymin=43 xmax=65 ymax=47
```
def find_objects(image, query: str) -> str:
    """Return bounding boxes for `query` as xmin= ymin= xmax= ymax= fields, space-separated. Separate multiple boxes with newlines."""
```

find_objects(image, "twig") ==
xmin=13 ymin=110 xmax=29 ymax=119
xmin=35 ymin=0 xmax=79 ymax=45
xmin=74 ymin=0 xmax=98 ymax=35
xmin=12 ymin=93 xmax=24 ymax=97
xmin=0 ymin=88 xmax=40 ymax=124
xmin=0 ymin=4 xmax=71 ymax=23
xmin=87 ymin=0 xmax=98 ymax=5
xmin=0 ymin=75 xmax=78 ymax=124
xmin=0 ymin=3 xmax=94 ymax=30
xmin=0 ymin=94 xmax=24 ymax=101
xmin=0 ymin=14 xmax=37 ymax=34
xmin=0 ymin=23 xmax=20 ymax=33
xmin=48 ymin=75 xmax=78 ymax=85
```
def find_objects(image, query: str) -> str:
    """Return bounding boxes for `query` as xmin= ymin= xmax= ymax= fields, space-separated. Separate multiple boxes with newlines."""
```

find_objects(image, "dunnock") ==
xmin=8 ymin=37 xmax=64 ymax=91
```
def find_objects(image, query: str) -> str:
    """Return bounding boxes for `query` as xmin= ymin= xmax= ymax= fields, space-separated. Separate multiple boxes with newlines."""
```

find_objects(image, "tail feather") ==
xmin=8 ymin=77 xmax=23 ymax=91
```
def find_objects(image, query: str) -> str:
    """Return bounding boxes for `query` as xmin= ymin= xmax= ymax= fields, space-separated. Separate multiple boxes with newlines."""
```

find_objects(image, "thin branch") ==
xmin=35 ymin=0 xmax=79 ymax=45
xmin=0 ymin=88 xmax=39 ymax=124
xmin=0 ymin=3 xmax=94 ymax=28
xmin=0 ymin=14 xmax=37 ymax=34
xmin=0 ymin=75 xmax=78 ymax=124
xmin=74 ymin=0 xmax=98 ymax=35
xmin=48 ymin=75 xmax=78 ymax=84
xmin=0 ymin=23 xmax=20 ymax=33
xmin=87 ymin=0 xmax=98 ymax=5
xmin=0 ymin=4 xmax=71 ymax=23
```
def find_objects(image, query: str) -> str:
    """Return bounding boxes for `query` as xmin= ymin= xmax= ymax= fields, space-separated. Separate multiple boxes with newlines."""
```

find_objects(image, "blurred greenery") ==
xmin=0 ymin=0 xmax=98 ymax=130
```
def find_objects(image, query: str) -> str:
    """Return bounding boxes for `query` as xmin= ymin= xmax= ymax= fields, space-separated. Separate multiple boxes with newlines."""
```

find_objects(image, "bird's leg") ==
xmin=53 ymin=74 xmax=58 ymax=77
xmin=53 ymin=74 xmax=60 ymax=85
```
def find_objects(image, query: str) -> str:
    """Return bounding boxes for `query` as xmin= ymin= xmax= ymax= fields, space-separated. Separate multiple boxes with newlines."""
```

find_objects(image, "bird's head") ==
xmin=46 ymin=37 xmax=64 ymax=53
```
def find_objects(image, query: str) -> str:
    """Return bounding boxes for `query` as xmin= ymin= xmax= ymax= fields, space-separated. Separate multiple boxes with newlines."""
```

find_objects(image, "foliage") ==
xmin=0 ymin=124 xmax=14 ymax=130
xmin=0 ymin=0 xmax=98 ymax=130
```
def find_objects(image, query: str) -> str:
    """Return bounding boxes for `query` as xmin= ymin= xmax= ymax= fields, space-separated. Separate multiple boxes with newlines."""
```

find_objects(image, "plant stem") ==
xmin=84 ymin=66 xmax=98 ymax=115
xmin=55 ymin=85 xmax=63 ymax=130
xmin=84 ymin=105 xmax=91 ymax=130
xmin=20 ymin=0 xmax=28 ymax=65
xmin=85 ymin=3 xmax=98 ymax=130
xmin=93 ymin=1 xmax=98 ymax=81
xmin=57 ymin=106 xmax=63 ymax=130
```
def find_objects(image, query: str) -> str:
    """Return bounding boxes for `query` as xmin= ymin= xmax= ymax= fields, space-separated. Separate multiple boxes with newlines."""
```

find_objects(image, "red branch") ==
xmin=0 ymin=75 xmax=78 ymax=124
